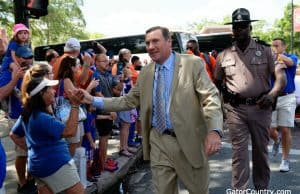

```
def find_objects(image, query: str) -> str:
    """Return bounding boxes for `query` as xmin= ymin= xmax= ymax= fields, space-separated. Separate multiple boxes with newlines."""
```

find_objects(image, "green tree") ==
xmin=274 ymin=3 xmax=300 ymax=55
xmin=0 ymin=0 xmax=90 ymax=48
xmin=0 ymin=1 xmax=14 ymax=33
xmin=188 ymin=16 xmax=231 ymax=33
xmin=251 ymin=20 xmax=275 ymax=43
xmin=188 ymin=3 xmax=300 ymax=56
xmin=30 ymin=0 xmax=89 ymax=47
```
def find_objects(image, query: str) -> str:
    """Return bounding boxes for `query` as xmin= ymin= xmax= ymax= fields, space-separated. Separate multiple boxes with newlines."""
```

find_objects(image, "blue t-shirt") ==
xmin=0 ymin=70 xmax=23 ymax=119
xmin=11 ymin=116 xmax=25 ymax=137
xmin=92 ymin=70 xmax=117 ymax=97
xmin=283 ymin=53 xmax=298 ymax=93
xmin=82 ymin=112 xmax=96 ymax=152
xmin=0 ymin=142 xmax=6 ymax=188
xmin=1 ymin=41 xmax=20 ymax=72
xmin=12 ymin=112 xmax=71 ymax=178
xmin=271 ymin=53 xmax=298 ymax=93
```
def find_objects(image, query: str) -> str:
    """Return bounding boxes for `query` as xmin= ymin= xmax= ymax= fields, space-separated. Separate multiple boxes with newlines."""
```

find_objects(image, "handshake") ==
xmin=66 ymin=88 xmax=95 ymax=106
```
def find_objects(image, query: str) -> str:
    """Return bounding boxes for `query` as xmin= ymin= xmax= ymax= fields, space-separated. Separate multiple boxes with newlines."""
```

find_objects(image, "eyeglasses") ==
xmin=97 ymin=60 xmax=109 ymax=63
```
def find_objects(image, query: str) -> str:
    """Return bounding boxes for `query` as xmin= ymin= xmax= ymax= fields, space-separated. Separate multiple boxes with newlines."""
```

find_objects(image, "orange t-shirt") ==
xmin=111 ymin=62 xmax=117 ymax=76
xmin=186 ymin=51 xmax=216 ymax=81
xmin=129 ymin=65 xmax=138 ymax=85
xmin=75 ymin=66 xmax=94 ymax=89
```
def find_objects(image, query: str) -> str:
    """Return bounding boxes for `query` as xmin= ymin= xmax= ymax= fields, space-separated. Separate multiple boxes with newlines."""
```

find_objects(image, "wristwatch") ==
xmin=211 ymin=129 xmax=223 ymax=138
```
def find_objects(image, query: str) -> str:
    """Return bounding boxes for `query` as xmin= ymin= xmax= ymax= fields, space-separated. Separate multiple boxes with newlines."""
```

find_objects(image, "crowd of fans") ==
xmin=0 ymin=24 xmax=143 ymax=194
xmin=0 ymin=15 xmax=298 ymax=194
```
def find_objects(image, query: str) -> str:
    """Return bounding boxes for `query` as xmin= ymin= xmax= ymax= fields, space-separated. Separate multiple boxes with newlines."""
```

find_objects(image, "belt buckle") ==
xmin=245 ymin=98 xmax=252 ymax=105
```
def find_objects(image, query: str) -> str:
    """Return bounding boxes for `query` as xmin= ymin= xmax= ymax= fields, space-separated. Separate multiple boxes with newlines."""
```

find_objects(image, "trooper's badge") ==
xmin=255 ymin=50 xmax=262 ymax=57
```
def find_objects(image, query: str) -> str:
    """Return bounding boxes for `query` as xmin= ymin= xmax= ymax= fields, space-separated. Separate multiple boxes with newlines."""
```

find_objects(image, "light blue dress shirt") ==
xmin=151 ymin=52 xmax=175 ymax=129
xmin=92 ymin=53 xmax=175 ymax=130
xmin=91 ymin=52 xmax=223 ymax=137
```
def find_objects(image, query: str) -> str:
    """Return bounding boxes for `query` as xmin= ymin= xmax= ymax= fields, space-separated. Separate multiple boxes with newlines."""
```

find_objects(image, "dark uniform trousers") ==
xmin=225 ymin=103 xmax=271 ymax=190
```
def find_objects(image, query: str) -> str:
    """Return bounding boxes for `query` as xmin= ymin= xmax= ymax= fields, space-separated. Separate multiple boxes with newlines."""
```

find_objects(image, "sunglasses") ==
xmin=233 ymin=23 xmax=250 ymax=30
xmin=22 ymin=56 xmax=33 ymax=59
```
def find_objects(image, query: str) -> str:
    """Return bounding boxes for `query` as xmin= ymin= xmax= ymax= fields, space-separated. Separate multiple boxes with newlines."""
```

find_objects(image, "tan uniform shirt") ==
xmin=215 ymin=38 xmax=275 ymax=98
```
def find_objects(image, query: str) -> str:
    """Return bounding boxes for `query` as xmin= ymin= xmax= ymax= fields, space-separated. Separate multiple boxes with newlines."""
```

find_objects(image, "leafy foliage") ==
xmin=0 ymin=0 xmax=90 ymax=48
xmin=189 ymin=3 xmax=300 ymax=56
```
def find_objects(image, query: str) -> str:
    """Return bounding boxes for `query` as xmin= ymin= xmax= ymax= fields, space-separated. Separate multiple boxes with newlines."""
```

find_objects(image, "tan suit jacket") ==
xmin=103 ymin=52 xmax=223 ymax=168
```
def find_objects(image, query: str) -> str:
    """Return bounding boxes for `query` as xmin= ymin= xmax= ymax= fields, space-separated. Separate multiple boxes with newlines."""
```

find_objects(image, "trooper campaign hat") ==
xmin=225 ymin=8 xmax=258 ymax=24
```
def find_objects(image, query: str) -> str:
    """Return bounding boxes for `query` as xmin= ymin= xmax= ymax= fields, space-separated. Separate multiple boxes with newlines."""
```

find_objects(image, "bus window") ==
xmin=33 ymin=31 xmax=195 ymax=62
xmin=197 ymin=32 xmax=233 ymax=53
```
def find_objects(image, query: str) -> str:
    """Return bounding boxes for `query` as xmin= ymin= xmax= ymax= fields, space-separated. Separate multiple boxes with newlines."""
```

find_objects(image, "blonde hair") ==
xmin=21 ymin=63 xmax=52 ymax=105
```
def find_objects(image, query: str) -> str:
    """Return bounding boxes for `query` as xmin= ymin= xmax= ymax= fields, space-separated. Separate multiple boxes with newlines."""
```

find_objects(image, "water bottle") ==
xmin=74 ymin=147 xmax=87 ymax=188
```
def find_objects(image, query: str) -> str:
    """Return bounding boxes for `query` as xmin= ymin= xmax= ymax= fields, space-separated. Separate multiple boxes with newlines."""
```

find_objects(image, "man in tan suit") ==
xmin=82 ymin=26 xmax=223 ymax=194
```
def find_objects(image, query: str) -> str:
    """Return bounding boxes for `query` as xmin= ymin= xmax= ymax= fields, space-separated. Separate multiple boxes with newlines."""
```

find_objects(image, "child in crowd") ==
xmin=112 ymin=81 xmax=136 ymax=157
xmin=120 ymin=65 xmax=140 ymax=148
xmin=95 ymin=110 xmax=118 ymax=172
xmin=1 ymin=23 xmax=30 ymax=73
xmin=82 ymin=104 xmax=97 ymax=182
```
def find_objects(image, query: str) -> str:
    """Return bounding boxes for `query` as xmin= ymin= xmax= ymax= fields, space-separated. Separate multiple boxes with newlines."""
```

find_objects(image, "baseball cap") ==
xmin=29 ymin=78 xmax=59 ymax=97
xmin=16 ymin=45 xmax=33 ymax=59
xmin=64 ymin=38 xmax=81 ymax=52
xmin=13 ymin=23 xmax=29 ymax=36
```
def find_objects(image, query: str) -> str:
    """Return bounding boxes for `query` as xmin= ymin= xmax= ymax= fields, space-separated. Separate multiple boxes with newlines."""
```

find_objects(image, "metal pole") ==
xmin=14 ymin=0 xmax=29 ymax=27
xmin=291 ymin=0 xmax=294 ymax=53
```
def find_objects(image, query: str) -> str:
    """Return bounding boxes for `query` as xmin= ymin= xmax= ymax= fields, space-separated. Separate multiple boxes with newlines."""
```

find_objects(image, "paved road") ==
xmin=127 ymin=127 xmax=300 ymax=194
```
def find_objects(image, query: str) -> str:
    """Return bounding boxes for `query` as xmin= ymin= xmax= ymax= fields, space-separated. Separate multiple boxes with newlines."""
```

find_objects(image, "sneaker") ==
xmin=104 ymin=163 xmax=118 ymax=172
xmin=106 ymin=158 xmax=118 ymax=167
xmin=279 ymin=160 xmax=290 ymax=172
xmin=86 ymin=180 xmax=94 ymax=187
xmin=17 ymin=180 xmax=37 ymax=194
xmin=272 ymin=138 xmax=281 ymax=156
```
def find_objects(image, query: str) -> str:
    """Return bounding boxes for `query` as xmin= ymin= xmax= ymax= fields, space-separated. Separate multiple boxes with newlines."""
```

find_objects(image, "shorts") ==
xmin=0 ymin=110 xmax=9 ymax=137
xmin=8 ymin=118 xmax=27 ymax=157
xmin=118 ymin=111 xmax=131 ymax=123
xmin=66 ymin=122 xmax=84 ymax=144
xmin=271 ymin=93 xmax=297 ymax=128
xmin=35 ymin=159 xmax=80 ymax=193
xmin=96 ymin=119 xmax=113 ymax=137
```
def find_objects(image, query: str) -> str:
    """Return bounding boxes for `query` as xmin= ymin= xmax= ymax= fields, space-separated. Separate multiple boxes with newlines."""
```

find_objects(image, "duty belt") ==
xmin=236 ymin=96 xmax=258 ymax=105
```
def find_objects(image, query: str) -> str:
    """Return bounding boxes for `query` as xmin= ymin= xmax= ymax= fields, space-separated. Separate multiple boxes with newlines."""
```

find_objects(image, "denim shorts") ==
xmin=118 ymin=111 xmax=131 ymax=123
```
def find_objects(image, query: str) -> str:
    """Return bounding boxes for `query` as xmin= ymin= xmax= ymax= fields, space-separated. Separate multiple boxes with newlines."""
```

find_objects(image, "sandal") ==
xmin=127 ymin=147 xmax=138 ymax=153
xmin=119 ymin=149 xmax=133 ymax=157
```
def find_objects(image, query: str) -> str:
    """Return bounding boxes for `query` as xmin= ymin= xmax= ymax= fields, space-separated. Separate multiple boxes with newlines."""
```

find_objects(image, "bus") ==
xmin=196 ymin=32 xmax=233 ymax=53
xmin=33 ymin=31 xmax=197 ymax=63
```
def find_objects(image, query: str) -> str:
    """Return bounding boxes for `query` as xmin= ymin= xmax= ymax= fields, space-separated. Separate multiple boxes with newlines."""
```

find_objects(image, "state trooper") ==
xmin=214 ymin=8 xmax=286 ymax=190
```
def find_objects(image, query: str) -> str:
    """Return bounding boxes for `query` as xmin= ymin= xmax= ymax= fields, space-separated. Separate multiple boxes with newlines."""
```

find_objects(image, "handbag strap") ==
xmin=56 ymin=80 xmax=65 ymax=106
